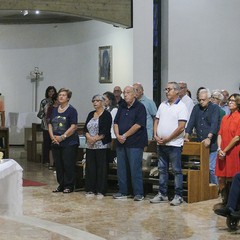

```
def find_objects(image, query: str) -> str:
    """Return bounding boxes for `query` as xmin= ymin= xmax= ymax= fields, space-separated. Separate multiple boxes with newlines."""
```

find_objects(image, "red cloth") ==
xmin=215 ymin=111 xmax=240 ymax=177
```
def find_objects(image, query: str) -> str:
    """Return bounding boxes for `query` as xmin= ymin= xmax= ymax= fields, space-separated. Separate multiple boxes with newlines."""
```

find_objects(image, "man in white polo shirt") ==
xmin=150 ymin=82 xmax=188 ymax=206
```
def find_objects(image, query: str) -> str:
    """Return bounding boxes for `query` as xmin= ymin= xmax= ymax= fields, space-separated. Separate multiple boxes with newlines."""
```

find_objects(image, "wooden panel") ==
xmin=187 ymin=170 xmax=200 ymax=203
xmin=182 ymin=142 xmax=200 ymax=156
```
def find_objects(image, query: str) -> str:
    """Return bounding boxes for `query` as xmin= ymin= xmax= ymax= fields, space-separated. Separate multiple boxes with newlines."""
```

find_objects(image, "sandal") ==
xmin=52 ymin=187 xmax=63 ymax=193
xmin=63 ymin=188 xmax=73 ymax=194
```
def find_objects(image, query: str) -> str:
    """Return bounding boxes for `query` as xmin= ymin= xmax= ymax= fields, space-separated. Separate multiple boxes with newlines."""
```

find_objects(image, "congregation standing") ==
xmin=46 ymin=83 xmax=239 ymax=216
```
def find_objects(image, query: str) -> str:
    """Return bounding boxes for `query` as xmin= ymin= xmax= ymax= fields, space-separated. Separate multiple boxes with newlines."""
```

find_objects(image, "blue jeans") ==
xmin=158 ymin=145 xmax=183 ymax=197
xmin=209 ymin=151 xmax=218 ymax=184
xmin=116 ymin=147 xmax=144 ymax=196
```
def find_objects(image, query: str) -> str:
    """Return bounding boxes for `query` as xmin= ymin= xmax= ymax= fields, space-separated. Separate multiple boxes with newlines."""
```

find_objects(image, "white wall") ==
xmin=163 ymin=0 xmax=240 ymax=101
xmin=0 ymin=21 xmax=133 ymax=122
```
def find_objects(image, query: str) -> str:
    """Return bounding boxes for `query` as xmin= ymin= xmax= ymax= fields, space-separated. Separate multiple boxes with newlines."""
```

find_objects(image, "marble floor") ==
xmin=1 ymin=146 xmax=240 ymax=240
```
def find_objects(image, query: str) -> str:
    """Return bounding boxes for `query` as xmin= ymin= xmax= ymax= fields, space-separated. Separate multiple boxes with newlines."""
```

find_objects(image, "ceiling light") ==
xmin=35 ymin=10 xmax=40 ymax=15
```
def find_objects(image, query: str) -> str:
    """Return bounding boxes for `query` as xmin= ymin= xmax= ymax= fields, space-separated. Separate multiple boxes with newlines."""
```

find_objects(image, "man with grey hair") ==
xmin=178 ymin=81 xmax=194 ymax=121
xmin=150 ymin=82 xmax=188 ymax=206
xmin=133 ymin=82 xmax=157 ymax=140
xmin=211 ymin=90 xmax=226 ymax=121
xmin=185 ymin=88 xmax=220 ymax=184
xmin=113 ymin=85 xmax=148 ymax=201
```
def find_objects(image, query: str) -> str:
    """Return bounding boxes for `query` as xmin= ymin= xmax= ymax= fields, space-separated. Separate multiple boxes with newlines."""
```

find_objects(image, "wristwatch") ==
xmin=63 ymin=134 xmax=67 ymax=139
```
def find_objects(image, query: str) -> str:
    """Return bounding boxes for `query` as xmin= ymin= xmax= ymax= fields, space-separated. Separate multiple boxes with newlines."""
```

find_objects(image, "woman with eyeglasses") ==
xmin=84 ymin=94 xmax=112 ymax=199
xmin=214 ymin=93 xmax=240 ymax=208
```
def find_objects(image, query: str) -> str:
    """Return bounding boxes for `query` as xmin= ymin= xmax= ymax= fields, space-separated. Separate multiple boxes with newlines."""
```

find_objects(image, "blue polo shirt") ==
xmin=114 ymin=99 xmax=148 ymax=148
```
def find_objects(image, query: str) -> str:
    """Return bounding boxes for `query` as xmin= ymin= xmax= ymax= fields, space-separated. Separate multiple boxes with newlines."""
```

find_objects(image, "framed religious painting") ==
xmin=99 ymin=46 xmax=112 ymax=83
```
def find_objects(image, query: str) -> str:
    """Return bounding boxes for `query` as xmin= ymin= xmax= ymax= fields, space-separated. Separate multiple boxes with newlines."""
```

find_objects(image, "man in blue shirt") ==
xmin=133 ymin=83 xmax=157 ymax=140
xmin=113 ymin=85 xmax=148 ymax=201
xmin=185 ymin=89 xmax=220 ymax=184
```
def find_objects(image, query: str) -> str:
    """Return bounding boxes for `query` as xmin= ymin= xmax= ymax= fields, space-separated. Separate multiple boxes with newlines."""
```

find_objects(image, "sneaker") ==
xmin=134 ymin=195 xmax=144 ymax=201
xmin=96 ymin=193 xmax=104 ymax=199
xmin=113 ymin=193 xmax=127 ymax=199
xmin=150 ymin=193 xmax=168 ymax=203
xmin=85 ymin=192 xmax=95 ymax=197
xmin=214 ymin=207 xmax=232 ymax=217
xmin=170 ymin=195 xmax=183 ymax=206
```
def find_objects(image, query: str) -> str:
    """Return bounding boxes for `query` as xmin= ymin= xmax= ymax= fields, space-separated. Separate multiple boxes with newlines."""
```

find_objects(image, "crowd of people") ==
xmin=37 ymin=83 xmax=240 ymax=211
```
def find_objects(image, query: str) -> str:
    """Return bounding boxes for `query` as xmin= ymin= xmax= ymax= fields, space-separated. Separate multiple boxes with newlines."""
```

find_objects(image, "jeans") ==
xmin=116 ymin=147 xmax=144 ymax=196
xmin=158 ymin=145 xmax=183 ymax=197
xmin=209 ymin=151 xmax=218 ymax=184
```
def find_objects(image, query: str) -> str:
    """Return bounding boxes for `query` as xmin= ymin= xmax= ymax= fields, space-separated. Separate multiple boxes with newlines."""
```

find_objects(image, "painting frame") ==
xmin=99 ymin=45 xmax=112 ymax=83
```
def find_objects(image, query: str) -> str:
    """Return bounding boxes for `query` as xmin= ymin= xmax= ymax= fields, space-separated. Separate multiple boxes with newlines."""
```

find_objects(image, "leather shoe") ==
xmin=214 ymin=207 xmax=232 ymax=217
xmin=231 ymin=210 xmax=240 ymax=218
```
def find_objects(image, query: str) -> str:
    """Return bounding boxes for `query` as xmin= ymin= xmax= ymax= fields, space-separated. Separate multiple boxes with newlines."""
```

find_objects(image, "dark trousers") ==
xmin=52 ymin=144 xmax=78 ymax=190
xmin=227 ymin=173 xmax=240 ymax=210
xmin=85 ymin=148 xmax=108 ymax=195
xmin=42 ymin=130 xmax=51 ymax=164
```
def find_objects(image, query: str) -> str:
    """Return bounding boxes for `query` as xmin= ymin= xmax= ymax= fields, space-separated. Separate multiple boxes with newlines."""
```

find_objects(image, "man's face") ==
xmin=221 ymin=90 xmax=229 ymax=104
xmin=178 ymin=83 xmax=187 ymax=98
xmin=198 ymin=92 xmax=209 ymax=108
xmin=123 ymin=86 xmax=135 ymax=105
xmin=133 ymin=84 xmax=143 ymax=100
xmin=165 ymin=84 xmax=178 ymax=102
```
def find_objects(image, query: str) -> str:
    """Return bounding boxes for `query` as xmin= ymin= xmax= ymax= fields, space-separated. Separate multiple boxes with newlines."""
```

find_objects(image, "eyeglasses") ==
xmin=211 ymin=97 xmax=220 ymax=100
xmin=164 ymin=88 xmax=174 ymax=92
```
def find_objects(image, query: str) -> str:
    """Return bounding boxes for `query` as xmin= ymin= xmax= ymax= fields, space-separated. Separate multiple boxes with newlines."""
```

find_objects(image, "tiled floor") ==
xmin=1 ymin=146 xmax=240 ymax=240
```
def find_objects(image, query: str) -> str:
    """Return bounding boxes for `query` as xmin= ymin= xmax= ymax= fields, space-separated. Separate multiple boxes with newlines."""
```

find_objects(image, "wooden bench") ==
xmin=75 ymin=141 xmax=218 ymax=203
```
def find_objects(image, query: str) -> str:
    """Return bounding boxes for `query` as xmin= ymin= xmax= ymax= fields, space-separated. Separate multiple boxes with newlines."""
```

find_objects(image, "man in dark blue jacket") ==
xmin=184 ymin=88 xmax=220 ymax=184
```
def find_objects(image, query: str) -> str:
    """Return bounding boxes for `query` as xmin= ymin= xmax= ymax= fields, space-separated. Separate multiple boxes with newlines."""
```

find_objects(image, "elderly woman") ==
xmin=84 ymin=94 xmax=112 ymax=198
xmin=48 ymin=88 xmax=79 ymax=193
xmin=215 ymin=93 xmax=240 ymax=206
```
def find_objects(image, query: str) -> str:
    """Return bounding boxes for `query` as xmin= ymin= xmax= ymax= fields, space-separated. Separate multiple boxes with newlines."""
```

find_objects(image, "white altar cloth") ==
xmin=0 ymin=159 xmax=23 ymax=216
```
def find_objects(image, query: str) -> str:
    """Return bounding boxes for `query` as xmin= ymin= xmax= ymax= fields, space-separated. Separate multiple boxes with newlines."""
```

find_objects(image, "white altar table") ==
xmin=0 ymin=159 xmax=23 ymax=216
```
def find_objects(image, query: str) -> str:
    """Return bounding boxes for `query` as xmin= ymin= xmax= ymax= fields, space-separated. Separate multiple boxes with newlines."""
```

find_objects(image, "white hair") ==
xmin=199 ymin=88 xmax=211 ymax=98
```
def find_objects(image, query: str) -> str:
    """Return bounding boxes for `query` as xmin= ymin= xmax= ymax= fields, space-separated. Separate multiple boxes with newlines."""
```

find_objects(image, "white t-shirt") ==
xmin=181 ymin=94 xmax=195 ymax=122
xmin=156 ymin=99 xmax=188 ymax=147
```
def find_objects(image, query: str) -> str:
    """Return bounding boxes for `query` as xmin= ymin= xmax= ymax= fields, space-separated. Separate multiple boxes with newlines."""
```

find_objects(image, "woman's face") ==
xmin=228 ymin=96 xmax=238 ymax=112
xmin=104 ymin=95 xmax=110 ymax=107
xmin=58 ymin=91 xmax=69 ymax=104
xmin=48 ymin=89 xmax=55 ymax=98
xmin=92 ymin=99 xmax=103 ymax=110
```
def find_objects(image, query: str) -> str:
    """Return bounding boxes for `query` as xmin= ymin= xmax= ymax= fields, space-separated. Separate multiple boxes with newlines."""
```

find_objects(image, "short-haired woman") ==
xmin=84 ymin=94 xmax=112 ymax=198
xmin=49 ymin=88 xmax=79 ymax=193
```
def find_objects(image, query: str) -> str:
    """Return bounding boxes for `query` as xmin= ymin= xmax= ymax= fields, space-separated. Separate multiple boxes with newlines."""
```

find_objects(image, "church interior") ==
xmin=0 ymin=1 xmax=240 ymax=239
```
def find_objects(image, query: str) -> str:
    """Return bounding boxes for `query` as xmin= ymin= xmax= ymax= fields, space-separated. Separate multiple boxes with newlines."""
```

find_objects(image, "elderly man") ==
xmin=185 ymin=89 xmax=220 ymax=184
xmin=133 ymin=83 xmax=157 ymax=140
xmin=113 ymin=86 xmax=124 ymax=106
xmin=220 ymin=89 xmax=231 ymax=115
xmin=211 ymin=90 xmax=226 ymax=121
xmin=113 ymin=85 xmax=148 ymax=201
xmin=150 ymin=82 xmax=188 ymax=206
xmin=178 ymin=82 xmax=194 ymax=121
